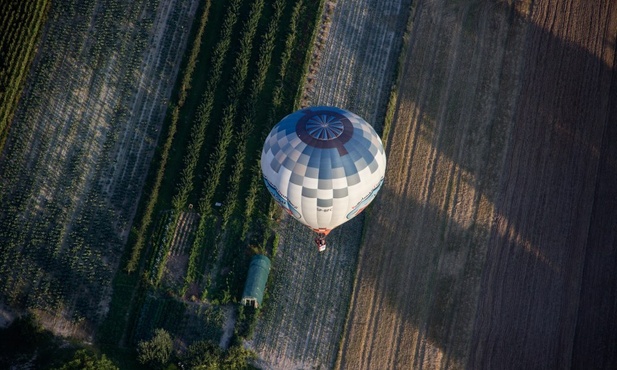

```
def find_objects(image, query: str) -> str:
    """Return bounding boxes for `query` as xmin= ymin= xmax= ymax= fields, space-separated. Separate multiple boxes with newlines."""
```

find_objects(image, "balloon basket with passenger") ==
xmin=314 ymin=232 xmax=328 ymax=252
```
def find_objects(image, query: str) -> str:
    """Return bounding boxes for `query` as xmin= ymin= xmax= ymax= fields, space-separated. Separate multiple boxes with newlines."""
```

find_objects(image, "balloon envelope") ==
xmin=261 ymin=106 xmax=386 ymax=234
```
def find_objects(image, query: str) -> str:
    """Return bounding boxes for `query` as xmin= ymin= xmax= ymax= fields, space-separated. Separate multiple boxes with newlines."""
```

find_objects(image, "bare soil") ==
xmin=162 ymin=211 xmax=200 ymax=290
xmin=338 ymin=0 xmax=617 ymax=369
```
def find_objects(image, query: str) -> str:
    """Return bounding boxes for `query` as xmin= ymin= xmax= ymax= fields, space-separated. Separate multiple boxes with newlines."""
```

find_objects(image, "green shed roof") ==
xmin=241 ymin=255 xmax=271 ymax=307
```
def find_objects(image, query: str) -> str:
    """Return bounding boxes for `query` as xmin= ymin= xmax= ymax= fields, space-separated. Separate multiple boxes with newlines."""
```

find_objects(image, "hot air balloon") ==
xmin=261 ymin=106 xmax=386 ymax=251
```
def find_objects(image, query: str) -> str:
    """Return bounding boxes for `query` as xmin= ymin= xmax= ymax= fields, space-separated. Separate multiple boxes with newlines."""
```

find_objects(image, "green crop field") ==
xmin=0 ymin=0 xmax=198 ymax=334
xmin=97 ymin=0 xmax=327 ymax=365
xmin=0 ymin=0 xmax=325 ymax=366
xmin=0 ymin=0 xmax=50 ymax=152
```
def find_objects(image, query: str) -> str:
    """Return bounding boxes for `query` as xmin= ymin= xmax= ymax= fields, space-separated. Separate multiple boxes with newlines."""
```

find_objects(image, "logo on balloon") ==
xmin=263 ymin=176 xmax=302 ymax=219
xmin=346 ymin=177 xmax=384 ymax=220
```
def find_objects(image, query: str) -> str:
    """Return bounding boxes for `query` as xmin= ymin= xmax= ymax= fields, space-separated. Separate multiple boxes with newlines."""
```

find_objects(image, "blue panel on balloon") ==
xmin=290 ymin=172 xmax=304 ymax=185
xmin=302 ymin=187 xmax=317 ymax=198
xmin=317 ymin=198 xmax=333 ymax=207
xmin=333 ymin=187 xmax=348 ymax=198
xmin=270 ymin=159 xmax=281 ymax=173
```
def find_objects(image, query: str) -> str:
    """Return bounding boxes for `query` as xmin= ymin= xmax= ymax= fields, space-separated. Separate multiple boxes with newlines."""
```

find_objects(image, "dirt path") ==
xmin=338 ymin=0 xmax=617 ymax=369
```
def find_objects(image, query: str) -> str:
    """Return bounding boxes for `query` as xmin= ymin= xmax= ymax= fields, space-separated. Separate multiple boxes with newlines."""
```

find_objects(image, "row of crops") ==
xmin=0 ymin=0 xmax=200 ymax=336
xmin=129 ymin=0 xmax=324 ymax=299
xmin=100 ymin=0 xmax=327 ymax=350
xmin=0 ymin=0 xmax=50 ymax=151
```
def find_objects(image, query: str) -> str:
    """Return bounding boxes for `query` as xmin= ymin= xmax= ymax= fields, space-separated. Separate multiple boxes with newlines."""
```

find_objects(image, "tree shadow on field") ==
xmin=340 ymin=0 xmax=617 ymax=368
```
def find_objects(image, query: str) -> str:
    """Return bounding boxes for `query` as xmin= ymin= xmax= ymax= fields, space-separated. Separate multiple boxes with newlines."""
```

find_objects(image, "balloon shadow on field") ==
xmin=339 ymin=0 xmax=617 ymax=369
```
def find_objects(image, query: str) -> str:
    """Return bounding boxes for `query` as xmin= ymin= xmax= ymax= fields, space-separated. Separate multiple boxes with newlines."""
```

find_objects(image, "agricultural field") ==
xmin=337 ymin=0 xmax=617 ymax=369
xmin=1 ymin=0 xmax=330 ymax=364
xmin=2 ymin=0 xmax=615 ymax=368
xmin=248 ymin=0 xmax=412 ymax=368
xmin=0 ymin=0 xmax=50 ymax=152
xmin=0 ymin=0 xmax=200 ymax=339
xmin=99 ymin=0 xmax=330 ymax=358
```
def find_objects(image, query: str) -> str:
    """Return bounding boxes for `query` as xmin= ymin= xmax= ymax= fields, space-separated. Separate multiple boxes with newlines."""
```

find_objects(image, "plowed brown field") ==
xmin=338 ymin=0 xmax=617 ymax=369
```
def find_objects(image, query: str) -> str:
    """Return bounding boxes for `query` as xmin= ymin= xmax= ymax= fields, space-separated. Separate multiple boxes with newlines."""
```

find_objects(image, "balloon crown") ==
xmin=305 ymin=113 xmax=345 ymax=140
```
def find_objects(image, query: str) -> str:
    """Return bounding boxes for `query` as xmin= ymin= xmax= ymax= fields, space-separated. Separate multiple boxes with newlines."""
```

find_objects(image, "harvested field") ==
xmin=338 ymin=0 xmax=617 ymax=369
xmin=249 ymin=0 xmax=411 ymax=368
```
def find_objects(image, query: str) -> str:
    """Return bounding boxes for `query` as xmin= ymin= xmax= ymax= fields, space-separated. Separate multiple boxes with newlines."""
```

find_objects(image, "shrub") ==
xmin=53 ymin=349 xmax=118 ymax=370
xmin=137 ymin=328 xmax=173 ymax=368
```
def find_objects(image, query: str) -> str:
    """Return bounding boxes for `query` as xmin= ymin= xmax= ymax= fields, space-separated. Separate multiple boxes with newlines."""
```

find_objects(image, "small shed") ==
xmin=241 ymin=255 xmax=271 ymax=308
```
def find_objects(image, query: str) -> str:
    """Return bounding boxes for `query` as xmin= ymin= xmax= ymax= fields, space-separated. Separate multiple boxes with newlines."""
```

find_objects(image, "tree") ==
xmin=221 ymin=345 xmax=256 ymax=370
xmin=54 ymin=349 xmax=118 ymax=370
xmin=137 ymin=328 xmax=173 ymax=368
xmin=182 ymin=340 xmax=222 ymax=370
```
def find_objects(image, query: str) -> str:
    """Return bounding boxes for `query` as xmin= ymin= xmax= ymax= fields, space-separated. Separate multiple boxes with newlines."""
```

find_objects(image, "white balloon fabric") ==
xmin=261 ymin=106 xmax=386 ymax=235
